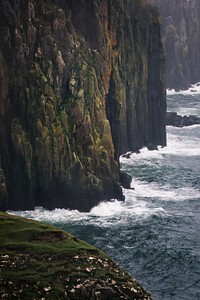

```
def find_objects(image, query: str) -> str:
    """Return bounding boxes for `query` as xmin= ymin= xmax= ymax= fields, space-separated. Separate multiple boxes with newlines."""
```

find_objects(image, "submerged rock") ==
xmin=0 ymin=212 xmax=152 ymax=300
xmin=120 ymin=171 xmax=132 ymax=189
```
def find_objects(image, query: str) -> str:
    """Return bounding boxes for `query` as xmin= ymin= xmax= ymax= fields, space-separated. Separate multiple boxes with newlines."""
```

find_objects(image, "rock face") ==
xmin=0 ymin=0 xmax=166 ymax=211
xmin=150 ymin=0 xmax=200 ymax=90
xmin=0 ymin=163 xmax=7 ymax=211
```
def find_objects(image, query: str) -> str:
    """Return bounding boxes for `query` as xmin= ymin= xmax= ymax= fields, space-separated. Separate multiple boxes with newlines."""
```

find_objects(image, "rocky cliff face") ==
xmin=0 ymin=0 xmax=166 ymax=211
xmin=150 ymin=0 xmax=200 ymax=90
xmin=0 ymin=163 xmax=7 ymax=211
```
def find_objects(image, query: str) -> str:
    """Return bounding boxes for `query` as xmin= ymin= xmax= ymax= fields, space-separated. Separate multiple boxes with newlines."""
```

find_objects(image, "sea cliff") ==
xmin=0 ymin=0 xmax=166 ymax=211
xmin=150 ymin=0 xmax=200 ymax=90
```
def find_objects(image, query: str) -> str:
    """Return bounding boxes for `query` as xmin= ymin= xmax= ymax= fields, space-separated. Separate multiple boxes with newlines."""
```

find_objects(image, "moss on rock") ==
xmin=0 ymin=212 xmax=152 ymax=299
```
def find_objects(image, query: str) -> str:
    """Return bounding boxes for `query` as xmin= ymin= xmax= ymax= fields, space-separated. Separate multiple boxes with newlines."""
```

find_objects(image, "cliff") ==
xmin=150 ymin=0 xmax=200 ymax=90
xmin=0 ymin=0 xmax=166 ymax=211
xmin=0 ymin=163 xmax=7 ymax=211
xmin=0 ymin=212 xmax=152 ymax=299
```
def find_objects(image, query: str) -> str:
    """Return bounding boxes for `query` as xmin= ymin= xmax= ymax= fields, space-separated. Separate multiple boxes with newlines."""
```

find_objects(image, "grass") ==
xmin=0 ymin=212 xmax=151 ymax=299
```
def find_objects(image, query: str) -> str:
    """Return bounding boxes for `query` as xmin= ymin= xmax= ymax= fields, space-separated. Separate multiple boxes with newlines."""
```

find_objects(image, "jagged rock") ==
xmin=0 ymin=0 xmax=166 ymax=211
xmin=121 ymin=152 xmax=133 ymax=159
xmin=166 ymin=112 xmax=200 ymax=127
xmin=120 ymin=171 xmax=132 ymax=189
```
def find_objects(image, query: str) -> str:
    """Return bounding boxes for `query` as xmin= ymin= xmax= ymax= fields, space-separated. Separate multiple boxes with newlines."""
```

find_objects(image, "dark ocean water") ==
xmin=11 ymin=85 xmax=200 ymax=300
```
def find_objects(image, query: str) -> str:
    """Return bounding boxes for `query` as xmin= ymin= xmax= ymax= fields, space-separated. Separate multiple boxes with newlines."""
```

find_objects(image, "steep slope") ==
xmin=150 ymin=0 xmax=200 ymax=90
xmin=0 ymin=0 xmax=166 ymax=211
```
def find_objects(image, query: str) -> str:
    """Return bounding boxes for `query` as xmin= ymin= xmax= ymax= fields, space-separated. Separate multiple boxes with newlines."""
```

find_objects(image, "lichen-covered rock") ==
xmin=0 ymin=0 xmax=166 ymax=211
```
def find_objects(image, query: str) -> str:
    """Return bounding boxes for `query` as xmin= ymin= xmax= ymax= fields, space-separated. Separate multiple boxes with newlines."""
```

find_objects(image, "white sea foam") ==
xmin=9 ymin=207 xmax=85 ymax=224
xmin=166 ymin=125 xmax=200 ymax=156
xmin=120 ymin=122 xmax=200 ymax=203
xmin=127 ymin=179 xmax=200 ymax=202
xmin=167 ymin=82 xmax=200 ymax=95
xmin=90 ymin=200 xmax=124 ymax=216
xmin=9 ymin=193 xmax=167 ymax=228
xmin=120 ymin=125 xmax=200 ymax=166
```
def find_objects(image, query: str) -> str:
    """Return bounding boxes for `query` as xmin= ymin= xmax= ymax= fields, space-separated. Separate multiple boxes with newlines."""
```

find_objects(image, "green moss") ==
xmin=0 ymin=213 xmax=96 ymax=255
xmin=0 ymin=211 xmax=151 ymax=299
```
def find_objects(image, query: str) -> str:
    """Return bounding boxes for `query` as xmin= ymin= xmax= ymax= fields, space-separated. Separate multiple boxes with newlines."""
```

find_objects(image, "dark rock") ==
xmin=121 ymin=152 xmax=132 ymax=159
xmin=0 ymin=167 xmax=7 ymax=211
xmin=113 ymin=181 xmax=125 ymax=201
xmin=120 ymin=171 xmax=132 ymax=189
xmin=147 ymin=143 xmax=158 ymax=151
xmin=166 ymin=112 xmax=200 ymax=127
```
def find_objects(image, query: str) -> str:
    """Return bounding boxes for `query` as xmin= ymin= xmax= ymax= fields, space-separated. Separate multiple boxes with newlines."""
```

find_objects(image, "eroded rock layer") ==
xmin=0 ymin=0 xmax=166 ymax=211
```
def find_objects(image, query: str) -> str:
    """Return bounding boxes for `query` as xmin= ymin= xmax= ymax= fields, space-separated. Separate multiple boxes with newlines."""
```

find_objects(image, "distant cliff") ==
xmin=150 ymin=0 xmax=200 ymax=90
xmin=0 ymin=0 xmax=166 ymax=211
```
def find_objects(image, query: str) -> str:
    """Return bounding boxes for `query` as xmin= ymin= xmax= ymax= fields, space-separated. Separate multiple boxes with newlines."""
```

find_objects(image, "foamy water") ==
xmin=167 ymin=83 xmax=200 ymax=117
xmin=167 ymin=82 xmax=200 ymax=96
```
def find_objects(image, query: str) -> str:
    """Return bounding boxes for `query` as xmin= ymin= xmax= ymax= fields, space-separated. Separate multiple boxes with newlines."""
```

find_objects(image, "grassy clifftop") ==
xmin=0 ymin=212 xmax=151 ymax=299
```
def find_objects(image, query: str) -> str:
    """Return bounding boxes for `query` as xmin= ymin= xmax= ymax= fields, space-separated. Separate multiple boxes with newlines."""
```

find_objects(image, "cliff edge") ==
xmin=0 ymin=212 xmax=152 ymax=299
xmin=0 ymin=0 xmax=166 ymax=211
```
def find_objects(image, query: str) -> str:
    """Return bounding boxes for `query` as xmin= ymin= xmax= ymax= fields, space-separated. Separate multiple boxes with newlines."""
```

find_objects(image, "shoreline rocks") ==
xmin=166 ymin=112 xmax=200 ymax=127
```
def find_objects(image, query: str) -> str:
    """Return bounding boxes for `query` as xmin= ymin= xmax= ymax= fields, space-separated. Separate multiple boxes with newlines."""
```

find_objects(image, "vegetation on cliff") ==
xmin=0 ymin=212 xmax=152 ymax=299
xmin=0 ymin=0 xmax=166 ymax=211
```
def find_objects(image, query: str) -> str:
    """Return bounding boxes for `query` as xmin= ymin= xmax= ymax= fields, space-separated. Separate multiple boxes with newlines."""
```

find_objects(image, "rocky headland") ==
xmin=0 ymin=0 xmax=166 ymax=212
xmin=0 ymin=212 xmax=152 ymax=299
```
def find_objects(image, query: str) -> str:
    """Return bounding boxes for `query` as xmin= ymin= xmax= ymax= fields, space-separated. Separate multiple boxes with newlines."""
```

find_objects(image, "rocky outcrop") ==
xmin=0 ymin=212 xmax=152 ymax=299
xmin=150 ymin=0 xmax=200 ymax=90
xmin=166 ymin=112 xmax=200 ymax=127
xmin=120 ymin=171 xmax=132 ymax=190
xmin=0 ymin=0 xmax=166 ymax=211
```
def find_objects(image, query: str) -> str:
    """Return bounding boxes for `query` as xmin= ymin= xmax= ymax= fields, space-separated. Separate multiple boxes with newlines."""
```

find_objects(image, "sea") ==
xmin=10 ymin=83 xmax=200 ymax=300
